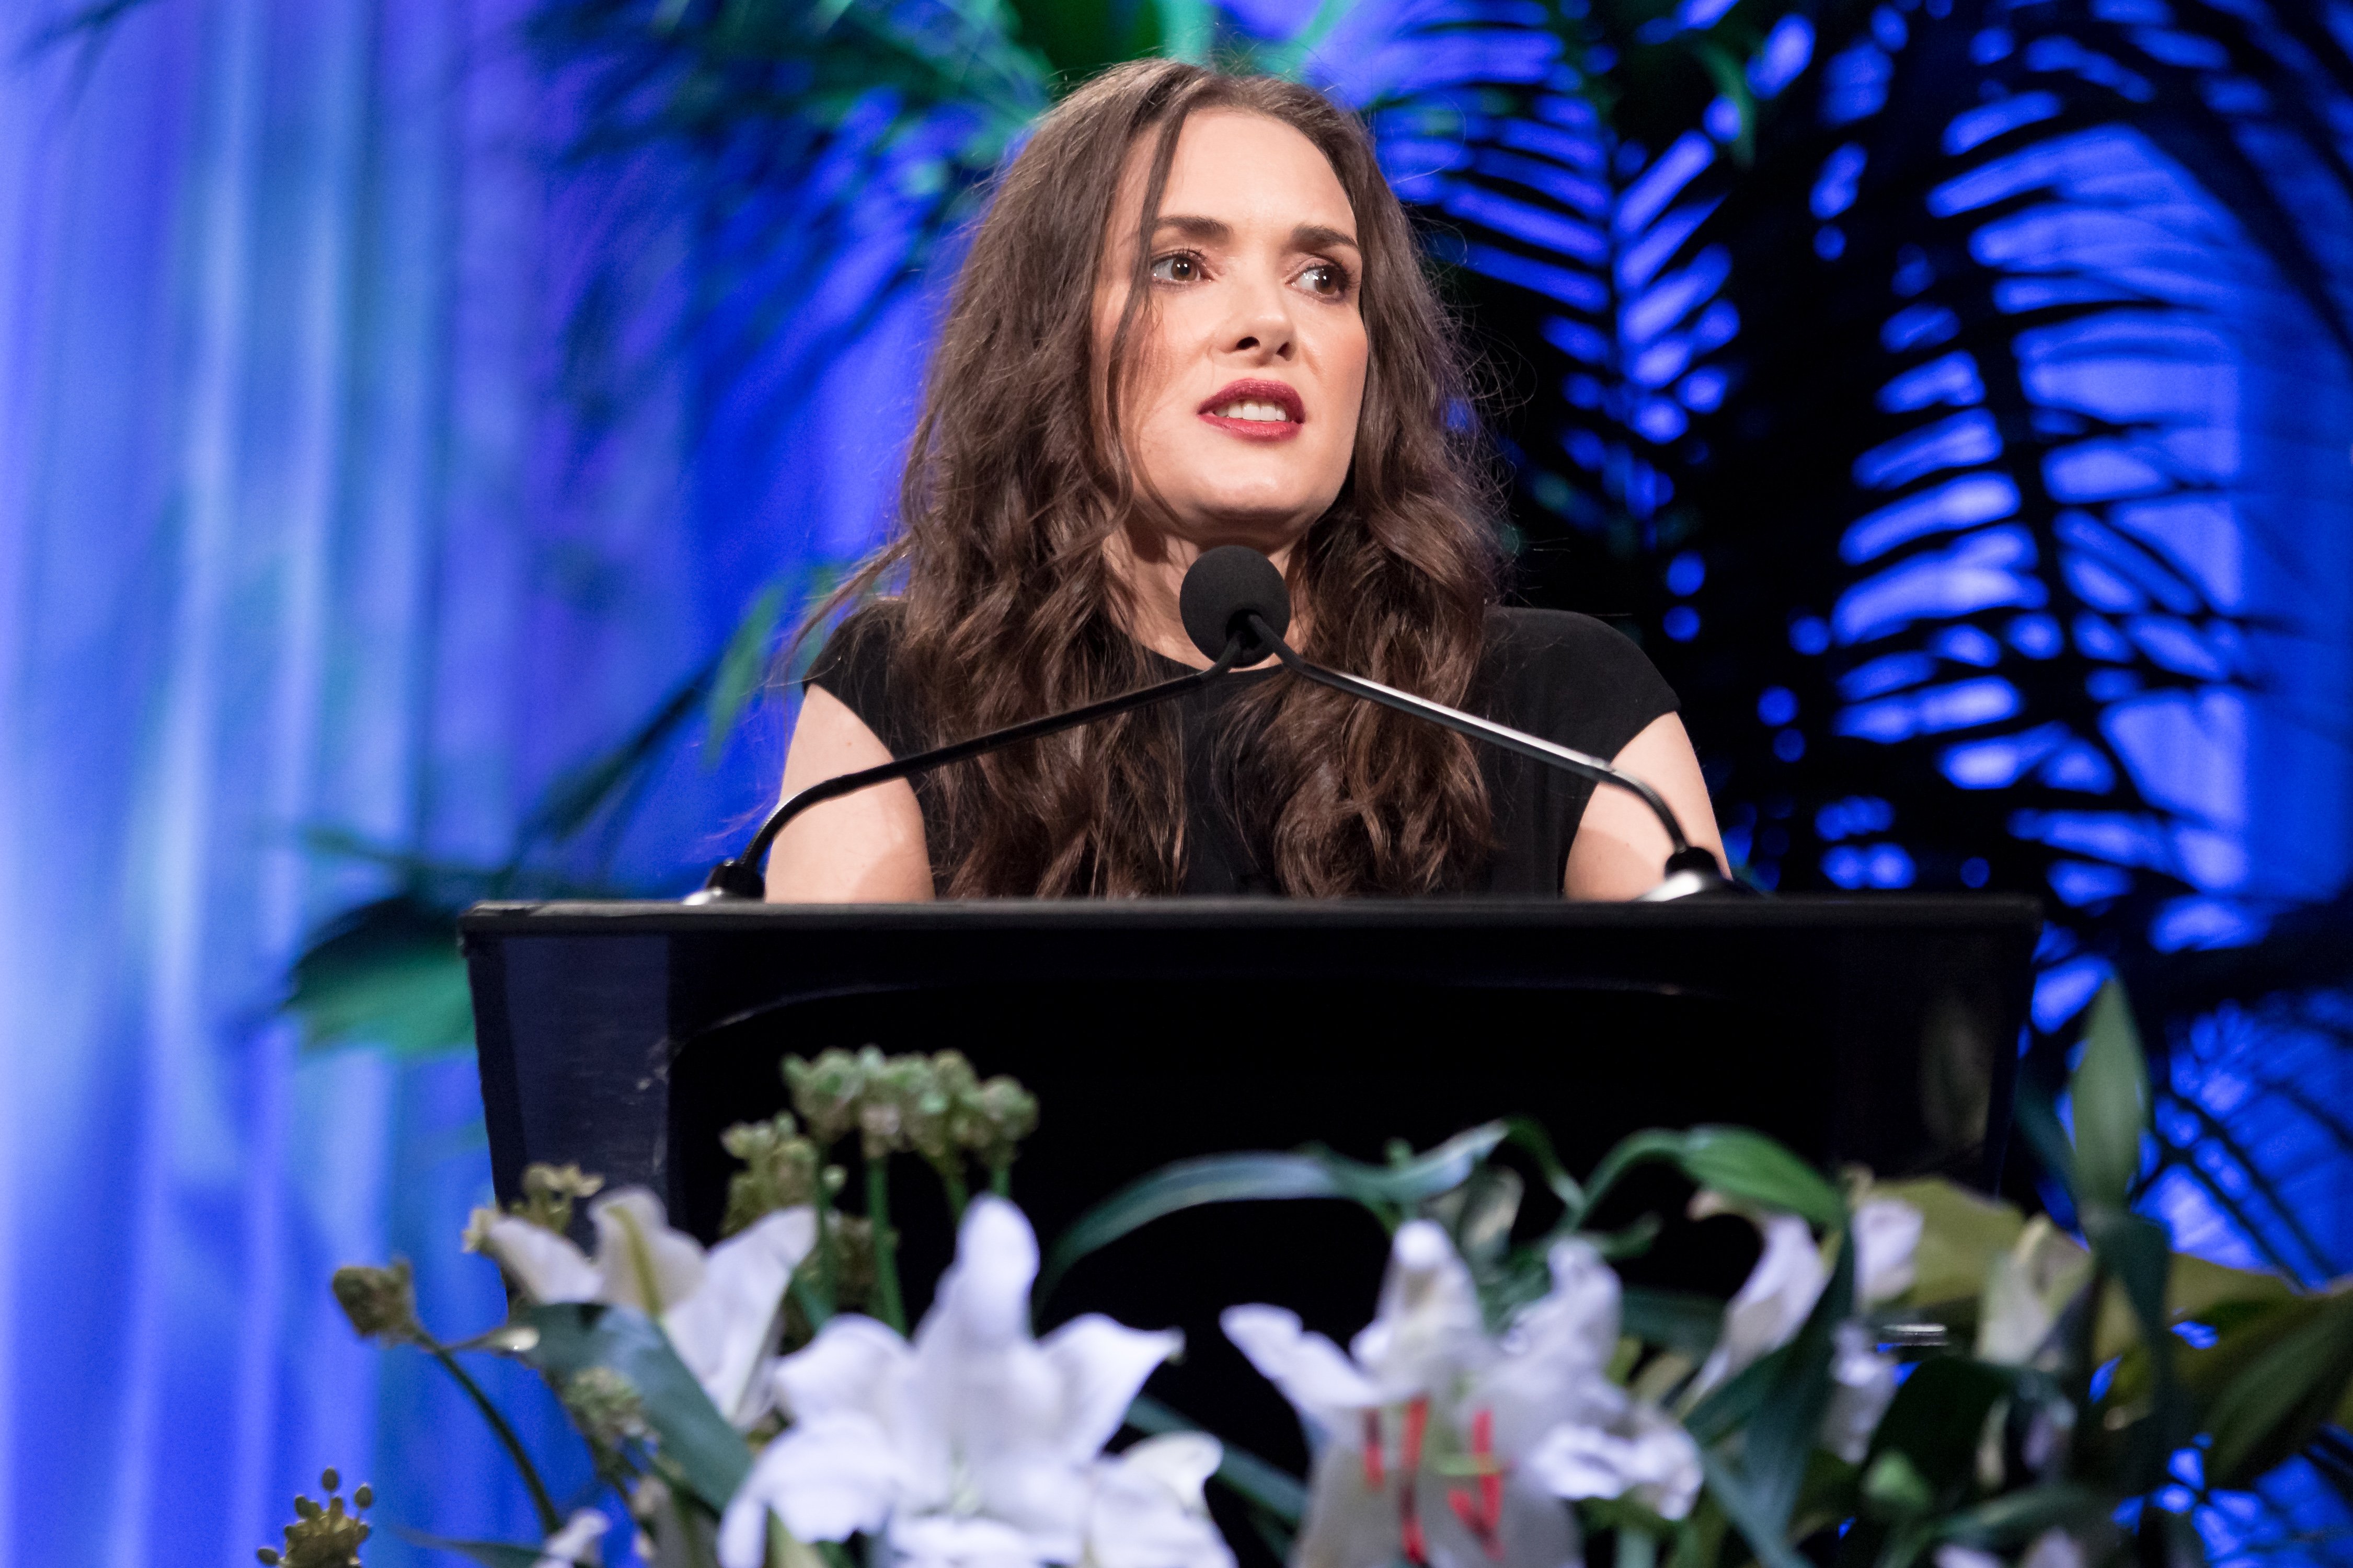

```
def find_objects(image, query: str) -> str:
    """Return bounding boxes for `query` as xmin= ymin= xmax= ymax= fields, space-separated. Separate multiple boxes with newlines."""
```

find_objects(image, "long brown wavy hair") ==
xmin=814 ymin=60 xmax=1502 ymax=896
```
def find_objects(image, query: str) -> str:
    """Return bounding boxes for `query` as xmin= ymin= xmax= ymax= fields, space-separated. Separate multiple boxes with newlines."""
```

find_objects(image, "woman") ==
xmin=768 ymin=62 xmax=1724 ymax=902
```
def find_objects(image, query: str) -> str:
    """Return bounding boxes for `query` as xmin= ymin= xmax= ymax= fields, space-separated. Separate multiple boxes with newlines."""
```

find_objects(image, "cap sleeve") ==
xmin=1479 ymin=607 xmax=1680 ymax=762
xmin=801 ymin=601 xmax=919 ymax=758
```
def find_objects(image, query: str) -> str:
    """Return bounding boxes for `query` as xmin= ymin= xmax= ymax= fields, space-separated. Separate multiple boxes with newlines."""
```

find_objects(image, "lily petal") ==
xmin=1485 ymin=1239 xmax=1624 ymax=1457
xmin=1821 ymin=1321 xmax=1897 ymax=1462
xmin=721 ymin=1412 xmax=901 ymax=1567
xmin=890 ymin=1513 xmax=1051 ymax=1568
xmin=1293 ymin=1445 xmax=1410 ymax=1568
xmin=1853 ymin=1199 xmax=1923 ymax=1306
xmin=1041 ymin=1316 xmax=1184 ymax=1463
xmin=1691 ymin=1213 xmax=1825 ymax=1394
xmin=534 ymin=1508 xmax=610 ymax=1568
xmin=1524 ymin=1403 xmax=1701 ymax=1521
xmin=483 ymin=1217 xmax=600 ymax=1305
xmin=774 ymin=1313 xmax=913 ymax=1425
xmin=666 ymin=1206 xmax=818 ymax=1426
xmin=1220 ymin=1306 xmax=1382 ymax=1439
xmin=926 ymin=1196 xmax=1038 ymax=1353
xmin=1086 ymin=1435 xmax=1235 ymax=1568
xmin=1349 ymin=1221 xmax=1488 ymax=1400
xmin=591 ymin=1189 xmax=708 ymax=1317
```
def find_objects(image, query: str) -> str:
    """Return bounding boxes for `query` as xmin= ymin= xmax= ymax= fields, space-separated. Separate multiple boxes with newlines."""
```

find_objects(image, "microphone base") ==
xmin=688 ymin=860 xmax=767 ymax=904
xmin=1639 ymin=847 xmax=1760 ymax=901
xmin=1638 ymin=868 xmax=1738 ymax=902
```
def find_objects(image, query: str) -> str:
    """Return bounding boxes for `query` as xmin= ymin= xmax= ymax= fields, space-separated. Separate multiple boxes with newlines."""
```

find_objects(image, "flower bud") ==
xmin=785 ymin=1048 xmax=868 ymax=1145
xmin=565 ymin=1365 xmax=651 ymax=1446
xmin=721 ymin=1114 xmax=821 ymax=1235
xmin=331 ymin=1261 xmax=419 ymax=1345
xmin=518 ymin=1163 xmax=604 ymax=1233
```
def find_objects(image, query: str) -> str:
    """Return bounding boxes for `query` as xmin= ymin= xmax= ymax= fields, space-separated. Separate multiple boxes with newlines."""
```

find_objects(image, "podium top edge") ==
xmin=458 ymin=892 xmax=2044 ymax=937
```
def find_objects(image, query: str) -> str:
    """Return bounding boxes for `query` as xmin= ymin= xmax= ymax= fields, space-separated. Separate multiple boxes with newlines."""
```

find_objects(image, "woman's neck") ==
xmin=1104 ymin=525 xmax=1302 ymax=671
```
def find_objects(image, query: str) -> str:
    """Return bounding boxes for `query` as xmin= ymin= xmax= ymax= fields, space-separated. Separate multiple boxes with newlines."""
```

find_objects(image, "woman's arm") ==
xmin=1562 ymin=712 xmax=1728 ymax=901
xmin=764 ymin=687 xmax=936 ymax=902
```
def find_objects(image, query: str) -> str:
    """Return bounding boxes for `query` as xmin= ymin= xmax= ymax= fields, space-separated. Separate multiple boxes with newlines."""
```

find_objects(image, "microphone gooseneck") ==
xmin=694 ymin=546 xmax=1739 ymax=903
xmin=1178 ymin=546 xmax=1740 ymax=900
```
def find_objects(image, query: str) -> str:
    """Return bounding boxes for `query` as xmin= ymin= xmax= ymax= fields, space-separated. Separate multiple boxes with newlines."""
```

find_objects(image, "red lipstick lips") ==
xmin=1197 ymin=378 xmax=1305 ymax=441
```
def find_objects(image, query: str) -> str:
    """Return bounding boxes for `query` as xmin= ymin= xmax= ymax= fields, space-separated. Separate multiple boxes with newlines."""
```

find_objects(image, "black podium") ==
xmin=462 ymin=894 xmax=2037 ymax=1519
xmin=464 ymin=893 xmax=2027 ymax=1258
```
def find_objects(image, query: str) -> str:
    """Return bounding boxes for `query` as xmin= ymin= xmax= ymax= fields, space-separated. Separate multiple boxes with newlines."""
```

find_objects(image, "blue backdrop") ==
xmin=3 ymin=0 xmax=2350 ymax=1562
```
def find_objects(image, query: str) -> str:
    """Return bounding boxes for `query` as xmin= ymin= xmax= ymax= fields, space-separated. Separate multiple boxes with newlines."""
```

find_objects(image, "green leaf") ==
xmin=2070 ymin=981 xmax=2151 ymax=1211
xmin=1697 ymin=1450 xmax=1811 ymax=1568
xmin=704 ymin=581 xmax=790 ymax=766
xmin=1862 ymin=1358 xmax=2015 ymax=1503
xmin=394 ymin=1530 xmax=549 ymax=1568
xmin=1737 ymin=1233 xmax=1853 ymax=1530
xmin=1620 ymin=1286 xmax=1724 ymax=1357
xmin=1040 ymin=1124 xmax=1507 ymax=1304
xmin=2084 ymin=1208 xmax=2173 ymax=1356
xmin=1580 ymin=1127 xmax=1844 ymax=1230
xmin=1126 ymin=1393 xmax=1308 ymax=1525
xmin=1500 ymin=1116 xmax=1587 ymax=1212
xmin=1040 ymin=1152 xmax=1358 ymax=1306
xmin=2205 ymin=1289 xmax=2353 ymax=1487
xmin=1934 ymin=1482 xmax=2115 ymax=1549
xmin=2010 ymin=1078 xmax=2080 ymax=1206
xmin=286 ymin=894 xmax=473 ymax=1056
xmin=524 ymin=1302 xmax=750 ymax=1512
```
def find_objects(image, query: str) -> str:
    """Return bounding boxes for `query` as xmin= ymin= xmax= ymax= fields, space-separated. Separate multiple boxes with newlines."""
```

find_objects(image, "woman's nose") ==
xmin=1224 ymin=282 xmax=1296 ymax=360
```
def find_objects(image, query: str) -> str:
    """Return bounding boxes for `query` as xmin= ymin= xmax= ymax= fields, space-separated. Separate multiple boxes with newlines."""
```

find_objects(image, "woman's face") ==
xmin=1096 ymin=109 xmax=1370 ymax=560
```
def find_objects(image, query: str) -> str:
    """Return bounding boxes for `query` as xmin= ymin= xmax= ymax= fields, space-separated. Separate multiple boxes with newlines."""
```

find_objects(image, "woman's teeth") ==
xmin=1211 ymin=400 xmax=1292 ymax=422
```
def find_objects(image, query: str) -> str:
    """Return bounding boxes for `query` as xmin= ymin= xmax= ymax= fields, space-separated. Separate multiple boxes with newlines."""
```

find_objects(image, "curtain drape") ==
xmin=0 ymin=0 xmax=844 ymax=1559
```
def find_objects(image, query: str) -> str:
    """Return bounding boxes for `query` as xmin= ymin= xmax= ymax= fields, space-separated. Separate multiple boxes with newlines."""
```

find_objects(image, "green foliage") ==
xmin=526 ymin=1301 xmax=752 ymax=1512
xmin=2070 ymin=984 xmax=2151 ymax=1215
xmin=286 ymin=894 xmax=474 ymax=1057
xmin=1577 ymin=1124 xmax=1847 ymax=1230
xmin=387 ymin=1534 xmax=547 ymax=1568
xmin=1038 ymin=1122 xmax=1509 ymax=1303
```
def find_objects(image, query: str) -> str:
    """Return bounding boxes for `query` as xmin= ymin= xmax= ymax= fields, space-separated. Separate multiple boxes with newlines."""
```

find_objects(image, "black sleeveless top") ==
xmin=804 ymin=604 xmax=1680 ymax=895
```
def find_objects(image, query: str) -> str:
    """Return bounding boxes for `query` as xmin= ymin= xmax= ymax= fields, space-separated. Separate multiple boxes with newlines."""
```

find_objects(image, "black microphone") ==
xmin=690 ymin=564 xmax=1260 ymax=902
xmin=1179 ymin=546 xmax=1742 ymax=900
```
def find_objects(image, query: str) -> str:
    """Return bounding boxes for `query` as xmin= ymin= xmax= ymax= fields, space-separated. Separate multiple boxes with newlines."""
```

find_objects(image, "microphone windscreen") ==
xmin=1179 ymin=546 xmax=1293 ymax=664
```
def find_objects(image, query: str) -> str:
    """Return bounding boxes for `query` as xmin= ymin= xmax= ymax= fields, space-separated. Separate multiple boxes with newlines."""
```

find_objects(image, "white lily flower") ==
xmin=478 ymin=1187 xmax=817 ymax=1427
xmin=1690 ymin=1214 xmax=1826 ymax=1395
xmin=1820 ymin=1321 xmax=1898 ymax=1464
xmin=1226 ymin=1222 xmax=1697 ymax=1568
xmin=535 ymin=1507 xmax=610 ymax=1567
xmin=718 ymin=1196 xmax=1216 ymax=1568
xmin=1689 ymin=1198 xmax=1920 ymax=1462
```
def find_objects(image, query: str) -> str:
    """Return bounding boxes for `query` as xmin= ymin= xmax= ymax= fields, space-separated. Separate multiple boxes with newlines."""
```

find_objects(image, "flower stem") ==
xmin=807 ymin=1170 xmax=840 ymax=1318
xmin=1617 ymin=1527 xmax=1658 ymax=1568
xmin=866 ymin=1157 xmax=906 ymax=1334
xmin=989 ymin=1157 xmax=1012 ymax=1198
xmin=933 ymin=1157 xmax=969 ymax=1225
xmin=424 ymin=1340 xmax=565 ymax=1537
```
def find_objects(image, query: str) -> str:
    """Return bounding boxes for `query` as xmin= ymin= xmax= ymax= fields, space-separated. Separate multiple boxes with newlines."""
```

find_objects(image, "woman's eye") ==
xmin=1150 ymin=253 xmax=1201 ymax=283
xmin=1298 ymin=262 xmax=1348 ymax=297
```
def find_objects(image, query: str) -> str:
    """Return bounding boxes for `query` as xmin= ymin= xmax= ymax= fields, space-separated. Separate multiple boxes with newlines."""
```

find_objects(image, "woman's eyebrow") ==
xmin=1152 ymin=214 xmax=1231 ymax=243
xmin=1293 ymin=223 xmax=1361 ymax=252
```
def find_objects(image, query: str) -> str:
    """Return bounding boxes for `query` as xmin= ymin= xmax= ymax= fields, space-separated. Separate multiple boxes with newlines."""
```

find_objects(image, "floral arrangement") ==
xmin=299 ymin=986 xmax=2353 ymax=1568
